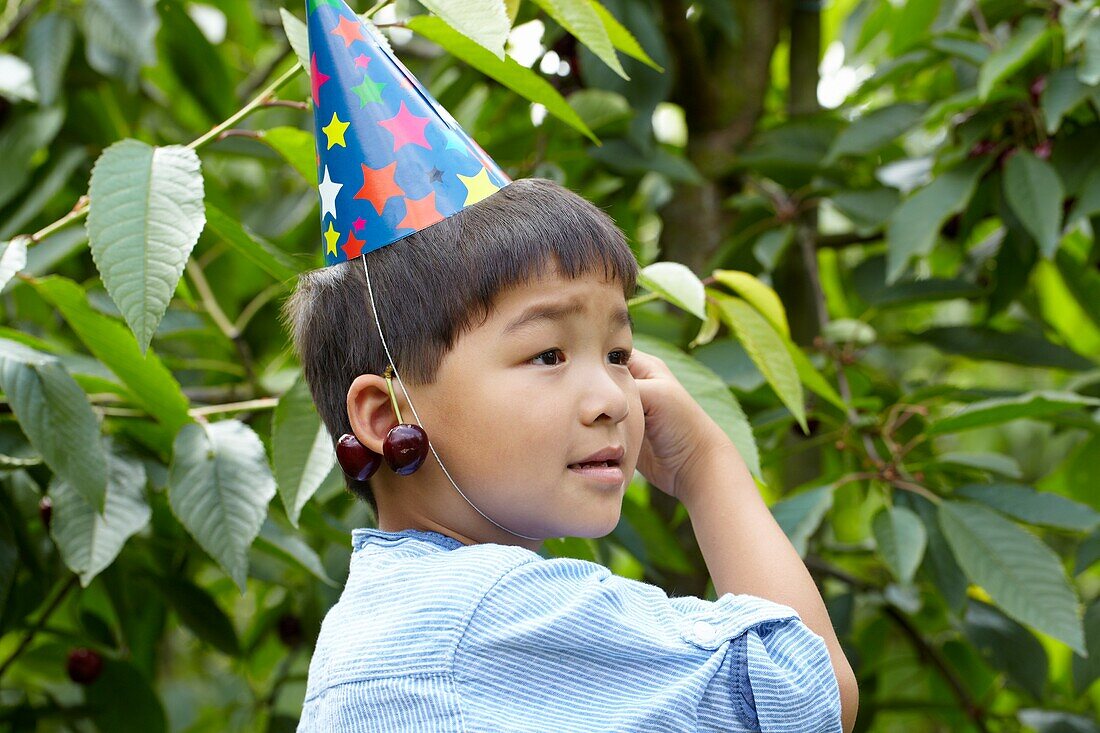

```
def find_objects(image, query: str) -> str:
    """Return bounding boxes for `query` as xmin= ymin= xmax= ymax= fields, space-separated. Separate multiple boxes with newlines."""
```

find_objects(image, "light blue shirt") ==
xmin=297 ymin=527 xmax=843 ymax=732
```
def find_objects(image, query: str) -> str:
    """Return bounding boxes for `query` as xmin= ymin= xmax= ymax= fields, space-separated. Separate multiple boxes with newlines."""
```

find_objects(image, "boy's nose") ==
xmin=581 ymin=365 xmax=630 ymax=425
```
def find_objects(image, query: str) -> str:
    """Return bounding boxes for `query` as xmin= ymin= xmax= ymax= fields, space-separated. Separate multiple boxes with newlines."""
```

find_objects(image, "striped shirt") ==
xmin=297 ymin=527 xmax=843 ymax=732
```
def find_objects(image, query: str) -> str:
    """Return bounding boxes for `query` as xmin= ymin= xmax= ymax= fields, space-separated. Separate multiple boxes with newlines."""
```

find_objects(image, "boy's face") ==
xmin=367 ymin=262 xmax=644 ymax=550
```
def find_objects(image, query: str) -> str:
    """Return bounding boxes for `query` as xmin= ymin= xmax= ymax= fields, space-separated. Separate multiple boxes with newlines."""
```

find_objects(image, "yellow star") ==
xmin=456 ymin=167 xmax=500 ymax=207
xmin=324 ymin=220 xmax=340 ymax=256
xmin=322 ymin=112 xmax=349 ymax=150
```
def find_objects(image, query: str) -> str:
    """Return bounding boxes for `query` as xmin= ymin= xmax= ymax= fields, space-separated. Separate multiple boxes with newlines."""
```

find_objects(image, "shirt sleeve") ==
xmin=453 ymin=555 xmax=843 ymax=733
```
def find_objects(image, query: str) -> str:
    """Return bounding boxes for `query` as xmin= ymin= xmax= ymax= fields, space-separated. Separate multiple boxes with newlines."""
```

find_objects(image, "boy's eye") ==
xmin=531 ymin=348 xmax=564 ymax=366
xmin=609 ymin=349 xmax=632 ymax=366
xmin=530 ymin=349 xmax=633 ymax=366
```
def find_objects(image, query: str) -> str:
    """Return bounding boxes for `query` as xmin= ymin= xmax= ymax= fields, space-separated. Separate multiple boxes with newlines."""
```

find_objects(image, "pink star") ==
xmin=378 ymin=101 xmax=431 ymax=151
xmin=310 ymin=53 xmax=330 ymax=106
xmin=354 ymin=54 xmax=371 ymax=69
xmin=353 ymin=217 xmax=366 ymax=231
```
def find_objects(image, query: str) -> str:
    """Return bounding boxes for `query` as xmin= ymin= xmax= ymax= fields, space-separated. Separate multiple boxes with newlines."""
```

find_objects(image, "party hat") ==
xmin=307 ymin=0 xmax=512 ymax=266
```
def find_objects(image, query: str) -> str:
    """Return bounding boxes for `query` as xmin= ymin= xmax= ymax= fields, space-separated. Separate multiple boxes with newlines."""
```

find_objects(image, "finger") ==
xmin=628 ymin=348 xmax=668 ymax=380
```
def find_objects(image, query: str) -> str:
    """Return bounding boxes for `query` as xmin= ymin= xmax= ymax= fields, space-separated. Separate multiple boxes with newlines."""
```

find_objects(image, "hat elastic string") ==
xmin=359 ymin=252 xmax=543 ymax=542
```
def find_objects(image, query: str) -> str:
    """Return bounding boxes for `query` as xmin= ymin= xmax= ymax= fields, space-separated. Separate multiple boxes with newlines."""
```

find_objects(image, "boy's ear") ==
xmin=346 ymin=374 xmax=398 ymax=454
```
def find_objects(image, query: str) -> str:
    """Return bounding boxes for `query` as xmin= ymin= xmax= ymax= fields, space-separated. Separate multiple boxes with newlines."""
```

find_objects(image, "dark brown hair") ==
xmin=280 ymin=177 xmax=639 ymax=512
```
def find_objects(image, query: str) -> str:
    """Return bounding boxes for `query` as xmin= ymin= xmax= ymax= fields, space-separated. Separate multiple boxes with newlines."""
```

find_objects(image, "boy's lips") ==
xmin=567 ymin=446 xmax=625 ymax=485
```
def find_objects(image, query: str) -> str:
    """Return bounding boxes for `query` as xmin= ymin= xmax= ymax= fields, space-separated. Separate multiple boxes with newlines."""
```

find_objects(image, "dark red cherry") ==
xmin=39 ymin=496 xmax=52 ymax=529
xmin=383 ymin=424 xmax=428 ymax=475
xmin=276 ymin=613 xmax=303 ymax=648
xmin=335 ymin=433 xmax=382 ymax=481
xmin=66 ymin=648 xmax=103 ymax=685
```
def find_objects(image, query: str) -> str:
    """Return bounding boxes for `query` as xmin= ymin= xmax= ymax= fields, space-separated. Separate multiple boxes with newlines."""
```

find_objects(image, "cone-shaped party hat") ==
xmin=307 ymin=0 xmax=512 ymax=266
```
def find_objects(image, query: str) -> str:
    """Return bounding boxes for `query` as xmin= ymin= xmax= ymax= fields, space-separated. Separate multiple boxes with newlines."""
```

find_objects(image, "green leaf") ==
xmin=405 ymin=15 xmax=598 ymax=143
xmin=1072 ymin=599 xmax=1100 ymax=696
xmin=1004 ymin=150 xmax=1066 ymax=258
xmin=771 ymin=484 xmax=833 ymax=558
xmin=204 ymin=204 xmax=302 ymax=284
xmin=24 ymin=12 xmax=76 ymax=106
xmin=635 ymin=261 xmax=706 ymax=320
xmin=30 ymin=275 xmax=191 ymax=433
xmin=144 ymin=574 xmax=240 ymax=655
xmin=590 ymin=0 xmax=662 ymax=71
xmin=1033 ymin=258 xmax=1100 ymax=357
xmin=1081 ymin=17 xmax=1100 ymax=85
xmin=711 ymin=293 xmax=807 ymax=433
xmin=929 ymin=391 xmax=1100 ymax=435
xmin=937 ymin=451 xmax=1022 ymax=479
xmin=826 ymin=103 xmax=926 ymax=162
xmin=978 ymin=15 xmax=1053 ymax=100
xmin=279 ymin=8 xmax=309 ymax=72
xmin=784 ymin=338 xmax=848 ymax=413
xmin=831 ymin=188 xmax=900 ymax=231
xmin=889 ymin=0 xmax=940 ymax=55
xmin=0 ymin=237 xmax=28 ymax=292
xmin=257 ymin=127 xmax=318 ymax=186
xmin=418 ymin=0 xmax=511 ymax=58
xmin=619 ymin=492 xmax=694 ymax=574
xmin=0 ymin=56 xmax=37 ymax=104
xmin=254 ymin=518 xmax=338 ymax=587
xmin=168 ymin=420 xmax=276 ymax=592
xmin=82 ymin=0 xmax=160 ymax=88
xmin=0 ymin=107 xmax=65 ymax=210
xmin=1041 ymin=67 xmax=1098 ymax=134
xmin=852 ymin=252 xmax=983 ymax=307
xmin=1068 ymin=168 xmax=1100 ymax=227
xmin=885 ymin=157 xmax=989 ymax=283
xmin=912 ymin=325 xmax=1097 ymax=371
xmin=86 ymin=139 xmax=206 ymax=354
xmin=711 ymin=270 xmax=790 ymax=338
xmin=955 ymin=483 xmax=1100 ymax=533
xmin=964 ymin=599 xmax=1049 ymax=700
xmin=273 ymin=375 xmax=335 ymax=527
xmin=530 ymin=0 xmax=627 ymax=79
xmin=938 ymin=500 xmax=1086 ymax=655
xmin=85 ymin=658 xmax=167 ymax=733
xmin=632 ymin=333 xmax=761 ymax=480
xmin=0 ymin=340 xmax=108 ymax=512
xmin=873 ymin=504 xmax=926 ymax=585
xmin=50 ymin=444 xmax=150 ymax=587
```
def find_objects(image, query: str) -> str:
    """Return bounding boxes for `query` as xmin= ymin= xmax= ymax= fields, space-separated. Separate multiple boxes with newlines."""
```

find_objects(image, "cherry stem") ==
xmin=383 ymin=365 xmax=403 ymax=423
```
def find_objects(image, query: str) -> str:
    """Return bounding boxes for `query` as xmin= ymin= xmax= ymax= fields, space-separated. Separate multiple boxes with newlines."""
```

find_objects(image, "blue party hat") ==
xmin=307 ymin=0 xmax=512 ymax=266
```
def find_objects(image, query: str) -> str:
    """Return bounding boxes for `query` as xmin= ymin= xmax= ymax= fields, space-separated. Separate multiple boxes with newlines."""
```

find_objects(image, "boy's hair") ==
xmin=280 ymin=177 xmax=639 ymax=512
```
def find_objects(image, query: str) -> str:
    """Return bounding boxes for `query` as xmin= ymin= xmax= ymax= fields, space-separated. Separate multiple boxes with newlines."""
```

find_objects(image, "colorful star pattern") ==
xmin=354 ymin=161 xmax=404 ymax=215
xmin=456 ymin=168 xmax=501 ymax=206
xmin=307 ymin=0 xmax=512 ymax=265
xmin=322 ymin=112 xmax=349 ymax=149
xmin=323 ymin=221 xmax=340 ymax=256
xmin=398 ymin=192 xmax=444 ymax=231
xmin=351 ymin=77 xmax=386 ymax=107
xmin=379 ymin=102 xmax=430 ymax=151
xmin=331 ymin=16 xmax=365 ymax=47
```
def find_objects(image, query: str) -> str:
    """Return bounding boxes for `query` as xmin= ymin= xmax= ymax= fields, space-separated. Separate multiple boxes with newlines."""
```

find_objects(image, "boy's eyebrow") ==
xmin=502 ymin=299 xmax=633 ymax=335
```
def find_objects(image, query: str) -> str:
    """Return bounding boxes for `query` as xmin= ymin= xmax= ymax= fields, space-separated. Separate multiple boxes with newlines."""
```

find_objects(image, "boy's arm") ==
xmin=679 ymin=439 xmax=859 ymax=733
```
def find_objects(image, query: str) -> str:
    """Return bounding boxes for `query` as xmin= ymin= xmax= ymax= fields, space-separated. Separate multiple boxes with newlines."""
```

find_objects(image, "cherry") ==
xmin=276 ymin=613 xmax=303 ymax=648
xmin=1034 ymin=139 xmax=1053 ymax=160
xmin=1029 ymin=75 xmax=1047 ymax=102
xmin=38 ymin=496 xmax=52 ymax=529
xmin=336 ymin=433 xmax=382 ymax=481
xmin=66 ymin=648 xmax=103 ymax=685
xmin=383 ymin=423 xmax=429 ymax=475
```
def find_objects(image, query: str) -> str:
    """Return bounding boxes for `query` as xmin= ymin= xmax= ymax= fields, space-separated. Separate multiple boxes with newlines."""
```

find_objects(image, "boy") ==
xmin=283 ymin=1 xmax=857 ymax=730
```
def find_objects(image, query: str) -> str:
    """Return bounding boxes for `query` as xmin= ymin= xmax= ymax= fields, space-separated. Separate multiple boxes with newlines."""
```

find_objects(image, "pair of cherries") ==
xmin=336 ymin=365 xmax=428 ymax=480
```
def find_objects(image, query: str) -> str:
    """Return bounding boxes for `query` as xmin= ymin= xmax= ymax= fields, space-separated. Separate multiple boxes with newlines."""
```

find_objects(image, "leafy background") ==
xmin=1 ymin=0 xmax=1100 ymax=730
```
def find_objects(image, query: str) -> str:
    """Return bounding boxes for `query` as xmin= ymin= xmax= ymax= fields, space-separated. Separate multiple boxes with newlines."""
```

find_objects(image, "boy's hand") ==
xmin=628 ymin=348 xmax=734 ymax=502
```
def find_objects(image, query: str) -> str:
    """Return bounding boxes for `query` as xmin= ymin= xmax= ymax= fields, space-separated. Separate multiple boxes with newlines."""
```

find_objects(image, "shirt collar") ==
xmin=351 ymin=527 xmax=466 ymax=552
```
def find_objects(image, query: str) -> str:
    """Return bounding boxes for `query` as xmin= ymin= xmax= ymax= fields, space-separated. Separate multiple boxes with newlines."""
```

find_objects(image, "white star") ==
xmin=318 ymin=166 xmax=343 ymax=221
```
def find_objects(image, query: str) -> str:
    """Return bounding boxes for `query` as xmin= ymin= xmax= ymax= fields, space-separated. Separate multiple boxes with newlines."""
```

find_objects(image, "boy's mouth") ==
xmin=567 ymin=446 xmax=625 ymax=471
